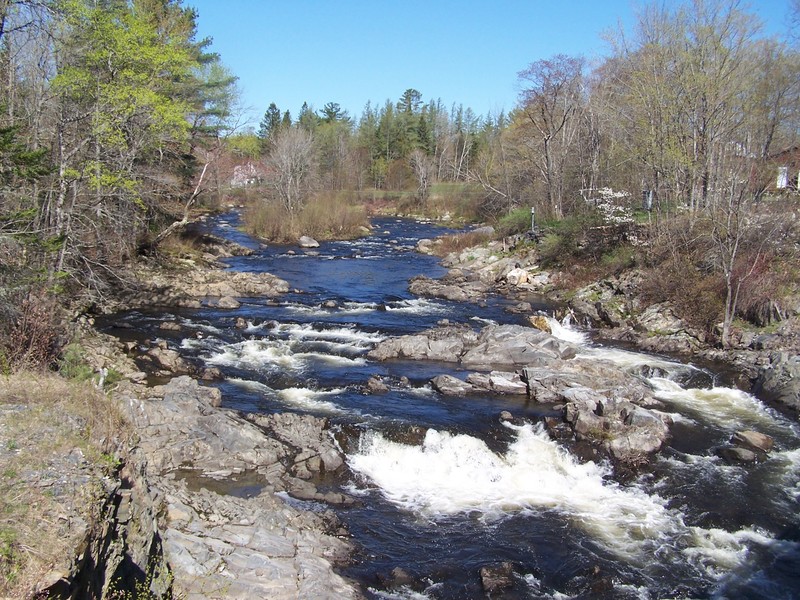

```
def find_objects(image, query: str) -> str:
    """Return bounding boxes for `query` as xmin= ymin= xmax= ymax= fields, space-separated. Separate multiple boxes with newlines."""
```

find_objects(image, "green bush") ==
xmin=496 ymin=207 xmax=534 ymax=237
xmin=57 ymin=343 xmax=94 ymax=382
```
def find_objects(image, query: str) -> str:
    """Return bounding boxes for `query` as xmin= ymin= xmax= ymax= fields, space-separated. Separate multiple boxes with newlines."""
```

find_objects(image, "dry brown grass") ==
xmin=244 ymin=192 xmax=369 ymax=243
xmin=0 ymin=371 xmax=129 ymax=597
xmin=430 ymin=230 xmax=495 ymax=256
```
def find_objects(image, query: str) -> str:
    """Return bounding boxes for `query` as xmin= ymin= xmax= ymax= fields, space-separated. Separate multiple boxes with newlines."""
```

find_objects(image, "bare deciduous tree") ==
xmin=517 ymin=54 xmax=585 ymax=219
xmin=409 ymin=148 xmax=433 ymax=204
xmin=264 ymin=127 xmax=316 ymax=219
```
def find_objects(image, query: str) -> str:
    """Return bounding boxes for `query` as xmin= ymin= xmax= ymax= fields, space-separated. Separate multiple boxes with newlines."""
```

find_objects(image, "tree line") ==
xmin=245 ymin=0 xmax=798 ymax=222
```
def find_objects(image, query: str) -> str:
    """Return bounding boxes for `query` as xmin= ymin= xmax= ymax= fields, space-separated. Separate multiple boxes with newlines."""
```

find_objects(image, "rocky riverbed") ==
xmin=22 ymin=219 xmax=798 ymax=598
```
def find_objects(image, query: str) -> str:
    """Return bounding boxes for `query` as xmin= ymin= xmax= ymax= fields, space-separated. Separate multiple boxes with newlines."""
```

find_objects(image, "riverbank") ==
xmin=0 ymin=325 xmax=363 ymax=598
xmin=0 ymin=229 xmax=366 ymax=597
xmin=415 ymin=230 xmax=800 ymax=419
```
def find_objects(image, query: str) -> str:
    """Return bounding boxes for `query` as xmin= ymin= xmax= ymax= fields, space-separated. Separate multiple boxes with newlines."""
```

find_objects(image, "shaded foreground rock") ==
xmin=753 ymin=352 xmax=800 ymax=413
xmin=119 ymin=377 xmax=359 ymax=599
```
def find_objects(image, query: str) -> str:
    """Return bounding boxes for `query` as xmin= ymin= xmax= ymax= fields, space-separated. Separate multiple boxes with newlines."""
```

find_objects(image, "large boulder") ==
xmin=430 ymin=374 xmax=474 ymax=396
xmin=731 ymin=430 xmax=774 ymax=453
xmin=753 ymin=352 xmax=800 ymax=412
xmin=409 ymin=274 xmax=490 ymax=303
xmin=368 ymin=324 xmax=479 ymax=362
xmin=298 ymin=235 xmax=320 ymax=248
xmin=460 ymin=324 xmax=577 ymax=368
xmin=466 ymin=371 xmax=528 ymax=394
xmin=505 ymin=267 xmax=528 ymax=286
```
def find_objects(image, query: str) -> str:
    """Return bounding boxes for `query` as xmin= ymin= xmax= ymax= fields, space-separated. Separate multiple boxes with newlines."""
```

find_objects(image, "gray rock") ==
xmin=116 ymin=377 xmax=359 ymax=599
xmin=368 ymin=324 xmax=479 ymax=362
xmin=416 ymin=239 xmax=435 ymax=254
xmin=731 ymin=430 xmax=774 ymax=453
xmin=460 ymin=325 xmax=576 ymax=368
xmin=409 ymin=274 xmax=489 ymax=303
xmin=716 ymin=446 xmax=759 ymax=463
xmin=366 ymin=376 xmax=390 ymax=394
xmin=298 ymin=235 xmax=320 ymax=248
xmin=216 ymin=295 xmax=241 ymax=309
xmin=480 ymin=561 xmax=515 ymax=594
xmin=431 ymin=374 xmax=474 ymax=396
xmin=146 ymin=347 xmax=192 ymax=374
xmin=466 ymin=371 xmax=528 ymax=394
xmin=753 ymin=352 xmax=800 ymax=412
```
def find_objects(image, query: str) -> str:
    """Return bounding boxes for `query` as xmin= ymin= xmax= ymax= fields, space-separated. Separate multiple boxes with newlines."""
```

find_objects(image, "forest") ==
xmin=1 ymin=0 xmax=799 ymax=367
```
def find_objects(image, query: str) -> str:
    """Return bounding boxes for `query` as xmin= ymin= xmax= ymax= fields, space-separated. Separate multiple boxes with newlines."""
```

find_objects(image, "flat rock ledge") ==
xmin=110 ymin=264 xmax=290 ymax=311
xmin=118 ymin=376 xmax=360 ymax=599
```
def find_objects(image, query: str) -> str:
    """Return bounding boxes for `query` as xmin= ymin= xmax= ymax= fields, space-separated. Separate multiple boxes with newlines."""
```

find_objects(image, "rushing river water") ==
xmin=101 ymin=213 xmax=800 ymax=599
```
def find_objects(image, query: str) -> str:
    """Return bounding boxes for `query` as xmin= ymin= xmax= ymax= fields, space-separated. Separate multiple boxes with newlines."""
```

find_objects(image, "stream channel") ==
xmin=100 ymin=213 xmax=800 ymax=599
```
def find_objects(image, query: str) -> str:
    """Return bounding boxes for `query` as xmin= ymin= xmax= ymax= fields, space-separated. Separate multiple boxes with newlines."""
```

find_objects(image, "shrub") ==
xmin=243 ymin=192 xmax=369 ymax=243
xmin=496 ymin=207 xmax=534 ymax=237
xmin=57 ymin=343 xmax=94 ymax=382
xmin=433 ymin=230 xmax=495 ymax=256
xmin=1 ymin=289 xmax=63 ymax=371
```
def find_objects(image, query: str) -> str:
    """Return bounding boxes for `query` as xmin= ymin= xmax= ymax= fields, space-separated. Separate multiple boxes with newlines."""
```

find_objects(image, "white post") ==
xmin=530 ymin=207 xmax=535 ymax=232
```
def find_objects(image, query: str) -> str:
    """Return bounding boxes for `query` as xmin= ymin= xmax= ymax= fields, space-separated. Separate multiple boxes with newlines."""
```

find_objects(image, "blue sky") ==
xmin=186 ymin=0 xmax=794 ymax=129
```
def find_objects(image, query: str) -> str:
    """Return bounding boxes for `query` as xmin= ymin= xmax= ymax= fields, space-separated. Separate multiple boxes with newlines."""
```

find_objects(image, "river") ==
xmin=100 ymin=213 xmax=800 ymax=599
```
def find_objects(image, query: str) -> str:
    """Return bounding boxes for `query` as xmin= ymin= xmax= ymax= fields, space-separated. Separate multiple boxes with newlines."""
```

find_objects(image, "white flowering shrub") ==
xmin=587 ymin=188 xmax=635 ymax=225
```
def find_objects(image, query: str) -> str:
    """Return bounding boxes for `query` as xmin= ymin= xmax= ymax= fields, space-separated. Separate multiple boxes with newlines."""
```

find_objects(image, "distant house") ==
xmin=231 ymin=163 xmax=264 ymax=188
xmin=772 ymin=146 xmax=800 ymax=192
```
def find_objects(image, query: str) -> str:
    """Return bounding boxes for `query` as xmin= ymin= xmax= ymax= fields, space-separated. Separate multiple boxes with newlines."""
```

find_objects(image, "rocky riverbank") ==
xmin=414 ymin=232 xmax=800 ymax=418
xmin=38 ymin=326 xmax=363 ymax=599
xmin=2 ymin=231 xmax=364 ymax=598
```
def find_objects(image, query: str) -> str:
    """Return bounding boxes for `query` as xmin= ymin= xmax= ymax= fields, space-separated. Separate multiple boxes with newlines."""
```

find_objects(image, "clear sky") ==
xmin=186 ymin=0 xmax=794 ymax=129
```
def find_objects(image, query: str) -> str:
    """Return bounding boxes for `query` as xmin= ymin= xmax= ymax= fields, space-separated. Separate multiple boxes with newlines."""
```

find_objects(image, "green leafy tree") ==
xmin=47 ymin=0 xmax=200 ymax=282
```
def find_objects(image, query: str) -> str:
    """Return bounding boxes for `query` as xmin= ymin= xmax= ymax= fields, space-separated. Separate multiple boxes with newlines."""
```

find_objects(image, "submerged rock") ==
xmin=480 ymin=562 xmax=516 ymax=594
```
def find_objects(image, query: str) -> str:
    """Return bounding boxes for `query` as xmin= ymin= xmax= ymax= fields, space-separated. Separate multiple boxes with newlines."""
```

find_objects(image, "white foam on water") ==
xmin=547 ymin=316 xmax=590 ymax=346
xmin=772 ymin=447 xmax=800 ymax=503
xmin=293 ymin=351 xmax=367 ymax=367
xmin=275 ymin=323 xmax=385 ymax=346
xmin=580 ymin=346 xmax=698 ymax=380
xmin=176 ymin=317 xmax=223 ymax=335
xmin=648 ymin=377 xmax=785 ymax=431
xmin=470 ymin=316 xmax=497 ymax=326
xmin=207 ymin=339 xmax=302 ymax=371
xmin=367 ymin=587 xmax=434 ymax=600
xmin=684 ymin=527 xmax=798 ymax=580
xmin=338 ymin=301 xmax=381 ymax=315
xmin=226 ymin=377 xmax=272 ymax=394
xmin=348 ymin=423 xmax=679 ymax=562
xmin=384 ymin=298 xmax=448 ymax=315
xmin=226 ymin=378 xmax=351 ymax=414
xmin=348 ymin=422 xmax=792 ymax=577
xmin=277 ymin=387 xmax=349 ymax=414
